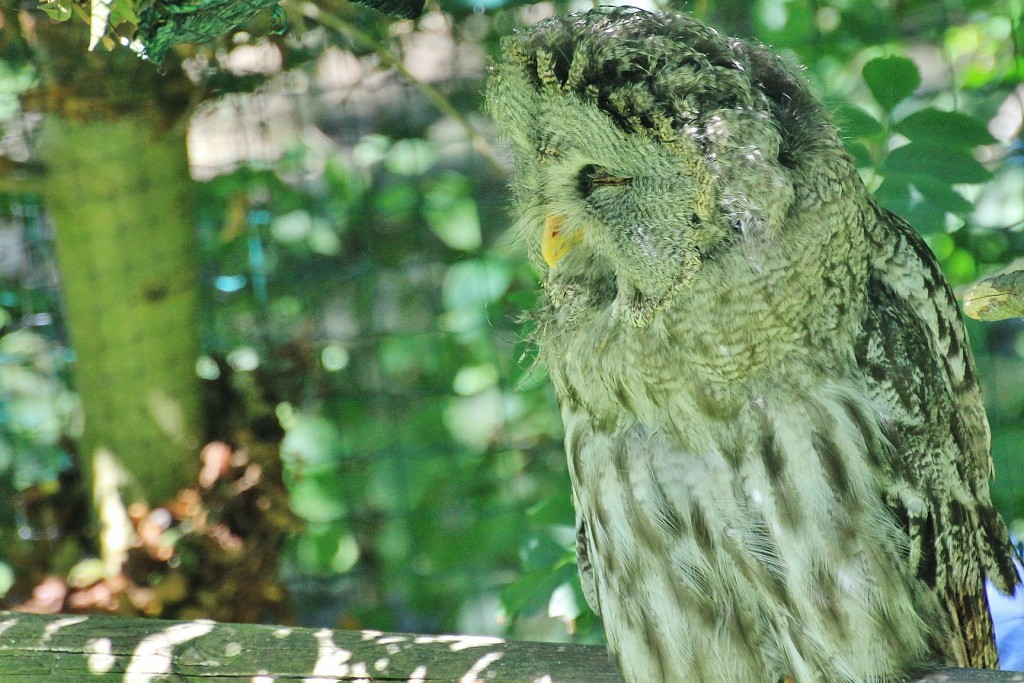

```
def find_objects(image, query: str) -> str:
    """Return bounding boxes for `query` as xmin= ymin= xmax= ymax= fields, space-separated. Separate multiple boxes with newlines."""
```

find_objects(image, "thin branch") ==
xmin=300 ymin=2 xmax=504 ymax=175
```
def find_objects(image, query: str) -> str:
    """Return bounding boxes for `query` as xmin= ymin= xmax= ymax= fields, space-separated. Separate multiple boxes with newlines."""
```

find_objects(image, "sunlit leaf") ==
xmin=271 ymin=210 xmax=314 ymax=243
xmin=66 ymin=558 xmax=108 ymax=588
xmin=385 ymin=139 xmax=436 ymax=176
xmin=112 ymin=0 xmax=139 ymax=24
xmin=425 ymin=174 xmax=482 ymax=252
xmin=0 ymin=562 xmax=12 ymax=598
xmin=549 ymin=581 xmax=582 ymax=622
xmin=309 ymin=224 xmax=341 ymax=255
xmin=925 ymin=233 xmax=956 ymax=261
xmin=290 ymin=523 xmax=360 ymax=576
xmin=280 ymin=414 xmax=348 ymax=471
xmin=452 ymin=363 xmax=498 ymax=396
xmin=38 ymin=0 xmax=73 ymax=21
xmin=943 ymin=248 xmax=977 ymax=285
xmin=863 ymin=56 xmax=920 ymax=111
xmin=444 ymin=389 xmax=504 ymax=450
xmin=752 ymin=0 xmax=816 ymax=48
xmin=963 ymin=264 xmax=1024 ymax=321
xmin=288 ymin=471 xmax=348 ymax=523
xmin=427 ymin=197 xmax=482 ymax=252
xmin=89 ymin=0 xmax=114 ymax=51
xmin=442 ymin=257 xmax=511 ymax=311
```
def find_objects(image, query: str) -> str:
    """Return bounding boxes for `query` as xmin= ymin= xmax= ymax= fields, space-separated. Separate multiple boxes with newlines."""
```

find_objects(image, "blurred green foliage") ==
xmin=184 ymin=128 xmax=570 ymax=633
xmin=0 ymin=329 xmax=78 ymax=491
xmin=2 ymin=0 xmax=1023 ymax=644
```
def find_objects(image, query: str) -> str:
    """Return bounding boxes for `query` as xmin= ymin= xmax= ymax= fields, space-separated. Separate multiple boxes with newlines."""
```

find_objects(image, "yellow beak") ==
xmin=541 ymin=215 xmax=581 ymax=269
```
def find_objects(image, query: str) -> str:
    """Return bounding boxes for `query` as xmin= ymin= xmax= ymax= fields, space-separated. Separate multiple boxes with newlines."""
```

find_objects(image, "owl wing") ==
xmin=576 ymin=510 xmax=602 ymax=615
xmin=857 ymin=205 xmax=1020 ymax=667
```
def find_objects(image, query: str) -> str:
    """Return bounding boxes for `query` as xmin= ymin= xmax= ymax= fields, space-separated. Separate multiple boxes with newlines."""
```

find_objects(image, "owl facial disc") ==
xmin=542 ymin=214 xmax=581 ymax=269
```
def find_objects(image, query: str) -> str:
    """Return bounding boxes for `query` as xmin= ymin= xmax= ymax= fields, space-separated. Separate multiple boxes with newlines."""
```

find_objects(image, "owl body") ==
xmin=486 ymin=9 xmax=1019 ymax=682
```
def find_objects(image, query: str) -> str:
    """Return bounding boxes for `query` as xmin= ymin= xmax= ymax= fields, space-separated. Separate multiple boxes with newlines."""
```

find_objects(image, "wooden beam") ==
xmin=0 ymin=611 xmax=1019 ymax=682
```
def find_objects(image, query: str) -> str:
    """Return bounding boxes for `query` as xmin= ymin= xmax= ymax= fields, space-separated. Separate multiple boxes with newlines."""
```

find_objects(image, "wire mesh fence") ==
xmin=0 ymin=32 xmax=587 ymax=641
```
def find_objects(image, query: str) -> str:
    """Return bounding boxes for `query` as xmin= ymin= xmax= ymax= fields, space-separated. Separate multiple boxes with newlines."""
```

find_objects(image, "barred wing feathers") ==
xmin=858 ymin=205 xmax=1020 ymax=667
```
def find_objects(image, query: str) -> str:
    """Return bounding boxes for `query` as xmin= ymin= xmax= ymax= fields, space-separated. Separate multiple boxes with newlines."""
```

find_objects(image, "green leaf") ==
xmin=520 ymin=532 xmax=571 ymax=572
xmin=943 ymin=248 xmax=977 ymax=285
xmin=881 ymin=142 xmax=993 ymax=185
xmin=844 ymin=141 xmax=874 ymax=169
xmin=902 ymin=201 xmax=949 ymax=235
xmin=38 ymin=0 xmax=73 ymax=21
xmin=0 ymin=562 xmax=13 ymax=598
xmin=909 ymin=176 xmax=973 ymax=215
xmin=874 ymin=177 xmax=912 ymax=209
xmin=894 ymin=109 xmax=997 ymax=148
xmin=925 ymin=232 xmax=955 ymax=261
xmin=442 ymin=257 xmax=511 ymax=311
xmin=971 ymin=230 xmax=1010 ymax=264
xmin=423 ymin=173 xmax=482 ymax=252
xmin=111 ymin=0 xmax=139 ymax=25
xmin=528 ymin=488 xmax=575 ymax=526
xmin=288 ymin=471 xmax=348 ymax=523
xmin=290 ymin=523 xmax=360 ymax=576
xmin=873 ymin=178 xmax=944 ymax=234
xmin=835 ymin=106 xmax=884 ymax=139
xmin=751 ymin=0 xmax=816 ymax=48
xmin=501 ymin=562 xmax=577 ymax=616
xmin=425 ymin=197 xmax=482 ymax=252
xmin=374 ymin=182 xmax=418 ymax=220
xmin=280 ymin=415 xmax=348 ymax=472
xmin=863 ymin=56 xmax=921 ymax=111
xmin=385 ymin=139 xmax=436 ymax=176
xmin=874 ymin=175 xmax=970 ymax=233
xmin=991 ymin=426 xmax=1024 ymax=514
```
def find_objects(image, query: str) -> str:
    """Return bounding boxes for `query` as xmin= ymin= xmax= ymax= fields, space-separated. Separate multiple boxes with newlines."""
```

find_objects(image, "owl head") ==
xmin=486 ymin=8 xmax=851 ymax=325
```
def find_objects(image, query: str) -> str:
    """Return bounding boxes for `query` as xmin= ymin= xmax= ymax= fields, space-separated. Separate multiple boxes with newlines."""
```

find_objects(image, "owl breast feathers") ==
xmin=485 ymin=8 xmax=1020 ymax=683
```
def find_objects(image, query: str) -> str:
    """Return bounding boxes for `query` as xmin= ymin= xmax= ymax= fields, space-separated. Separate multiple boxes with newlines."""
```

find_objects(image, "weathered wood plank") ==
xmin=0 ymin=611 xmax=1020 ymax=682
xmin=0 ymin=611 xmax=620 ymax=682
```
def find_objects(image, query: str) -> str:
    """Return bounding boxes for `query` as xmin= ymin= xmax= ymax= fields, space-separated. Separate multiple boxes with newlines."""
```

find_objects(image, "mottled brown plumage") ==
xmin=486 ymin=8 xmax=1020 ymax=682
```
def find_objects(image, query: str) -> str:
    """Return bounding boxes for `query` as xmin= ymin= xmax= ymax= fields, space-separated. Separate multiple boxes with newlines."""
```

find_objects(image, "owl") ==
xmin=485 ymin=9 xmax=1020 ymax=683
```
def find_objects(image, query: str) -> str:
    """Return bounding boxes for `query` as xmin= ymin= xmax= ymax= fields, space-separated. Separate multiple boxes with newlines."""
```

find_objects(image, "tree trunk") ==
xmin=32 ymin=16 xmax=202 ymax=504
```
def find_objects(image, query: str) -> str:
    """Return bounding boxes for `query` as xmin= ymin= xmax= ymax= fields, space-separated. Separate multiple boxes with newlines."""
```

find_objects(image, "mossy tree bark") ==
xmin=31 ymin=16 xmax=202 ymax=504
